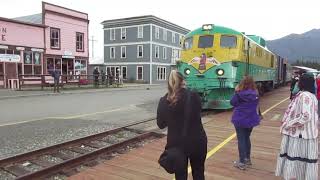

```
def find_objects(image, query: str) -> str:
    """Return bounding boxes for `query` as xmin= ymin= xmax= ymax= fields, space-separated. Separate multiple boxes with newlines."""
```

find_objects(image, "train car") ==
xmin=275 ymin=56 xmax=292 ymax=87
xmin=177 ymin=24 xmax=287 ymax=109
xmin=283 ymin=59 xmax=292 ymax=85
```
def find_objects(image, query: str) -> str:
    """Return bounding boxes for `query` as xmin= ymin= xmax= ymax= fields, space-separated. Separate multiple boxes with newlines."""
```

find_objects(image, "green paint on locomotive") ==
xmin=179 ymin=24 xmax=278 ymax=109
xmin=185 ymin=26 xmax=242 ymax=38
xmin=177 ymin=61 xmax=276 ymax=109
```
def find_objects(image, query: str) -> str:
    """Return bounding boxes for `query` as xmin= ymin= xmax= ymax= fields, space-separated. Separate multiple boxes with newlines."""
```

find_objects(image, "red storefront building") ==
xmin=0 ymin=2 xmax=89 ymax=88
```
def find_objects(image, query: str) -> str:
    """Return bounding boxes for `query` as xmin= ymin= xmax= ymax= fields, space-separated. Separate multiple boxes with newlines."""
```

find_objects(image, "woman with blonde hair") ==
xmin=231 ymin=76 xmax=261 ymax=170
xmin=157 ymin=70 xmax=207 ymax=180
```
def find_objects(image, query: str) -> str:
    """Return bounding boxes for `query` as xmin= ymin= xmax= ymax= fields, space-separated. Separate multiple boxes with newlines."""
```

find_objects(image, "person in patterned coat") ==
xmin=275 ymin=73 xmax=318 ymax=180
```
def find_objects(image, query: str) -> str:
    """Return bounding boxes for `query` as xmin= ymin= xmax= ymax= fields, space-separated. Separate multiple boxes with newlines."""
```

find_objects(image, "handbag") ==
xmin=158 ymin=147 xmax=186 ymax=174
xmin=158 ymin=90 xmax=191 ymax=174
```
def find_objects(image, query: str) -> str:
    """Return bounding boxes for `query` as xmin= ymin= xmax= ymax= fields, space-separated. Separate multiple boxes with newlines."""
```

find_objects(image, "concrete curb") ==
xmin=0 ymin=84 xmax=162 ymax=100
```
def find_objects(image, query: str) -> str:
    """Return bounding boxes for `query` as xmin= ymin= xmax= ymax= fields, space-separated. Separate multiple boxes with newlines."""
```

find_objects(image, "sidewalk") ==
xmin=0 ymin=83 xmax=161 ymax=100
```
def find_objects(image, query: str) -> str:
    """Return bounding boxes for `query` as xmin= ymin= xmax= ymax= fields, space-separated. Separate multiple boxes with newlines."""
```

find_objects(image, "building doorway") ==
xmin=5 ymin=62 xmax=17 ymax=79
xmin=61 ymin=58 xmax=74 ymax=75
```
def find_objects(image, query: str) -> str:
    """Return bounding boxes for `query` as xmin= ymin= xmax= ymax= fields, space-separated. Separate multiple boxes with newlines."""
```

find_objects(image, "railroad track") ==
xmin=0 ymin=118 xmax=164 ymax=180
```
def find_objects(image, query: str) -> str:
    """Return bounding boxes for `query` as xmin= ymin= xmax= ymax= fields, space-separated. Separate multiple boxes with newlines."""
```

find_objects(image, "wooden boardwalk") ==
xmin=68 ymin=87 xmax=307 ymax=180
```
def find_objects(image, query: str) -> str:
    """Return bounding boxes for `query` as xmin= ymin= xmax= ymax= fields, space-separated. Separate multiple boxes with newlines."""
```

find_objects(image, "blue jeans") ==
xmin=235 ymin=126 xmax=253 ymax=163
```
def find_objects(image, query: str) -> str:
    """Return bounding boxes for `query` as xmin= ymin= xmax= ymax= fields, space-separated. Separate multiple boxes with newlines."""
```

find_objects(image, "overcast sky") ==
xmin=1 ymin=0 xmax=319 ymax=63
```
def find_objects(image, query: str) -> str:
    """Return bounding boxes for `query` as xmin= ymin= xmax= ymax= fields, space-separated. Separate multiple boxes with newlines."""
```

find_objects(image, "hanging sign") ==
xmin=0 ymin=54 xmax=20 ymax=62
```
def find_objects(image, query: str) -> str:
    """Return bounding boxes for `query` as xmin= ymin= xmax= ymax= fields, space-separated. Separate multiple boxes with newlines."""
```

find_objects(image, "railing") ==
xmin=17 ymin=74 xmax=123 ymax=90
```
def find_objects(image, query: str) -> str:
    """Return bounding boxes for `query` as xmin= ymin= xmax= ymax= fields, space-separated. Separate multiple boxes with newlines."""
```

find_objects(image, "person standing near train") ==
xmin=275 ymin=73 xmax=318 ymax=180
xmin=230 ymin=76 xmax=261 ymax=170
xmin=157 ymin=70 xmax=207 ymax=180
xmin=317 ymin=74 xmax=320 ymax=116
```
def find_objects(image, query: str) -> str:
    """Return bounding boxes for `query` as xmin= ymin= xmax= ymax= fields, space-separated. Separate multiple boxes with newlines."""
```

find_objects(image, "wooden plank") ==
xmin=68 ymin=87 xmax=292 ymax=180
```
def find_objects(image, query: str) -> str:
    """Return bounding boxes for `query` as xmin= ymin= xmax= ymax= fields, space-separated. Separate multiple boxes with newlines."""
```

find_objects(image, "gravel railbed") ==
xmin=0 ymin=119 xmax=115 ymax=159
xmin=0 ymin=169 xmax=15 ymax=180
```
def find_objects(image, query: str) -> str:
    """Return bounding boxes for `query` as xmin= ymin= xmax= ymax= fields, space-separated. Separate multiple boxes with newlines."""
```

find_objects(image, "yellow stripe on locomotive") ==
xmin=177 ymin=24 xmax=280 ymax=109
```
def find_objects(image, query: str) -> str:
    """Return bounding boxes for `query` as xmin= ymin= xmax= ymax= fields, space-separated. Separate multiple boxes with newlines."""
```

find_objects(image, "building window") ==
xmin=24 ymin=51 xmax=32 ymax=64
xmin=122 ymin=66 xmax=127 ymax=80
xmin=137 ymin=45 xmax=143 ymax=58
xmin=23 ymin=51 xmax=42 ymax=75
xmin=121 ymin=28 xmax=126 ymax=40
xmin=74 ymin=60 xmax=87 ymax=75
xmin=163 ymin=47 xmax=167 ymax=59
xmin=138 ymin=26 xmax=143 ymax=38
xmin=137 ymin=66 xmax=143 ymax=80
xmin=76 ymin=32 xmax=84 ymax=52
xmin=50 ymin=28 xmax=60 ymax=49
xmin=172 ymin=49 xmax=178 ymax=63
xmin=163 ymin=29 xmax=167 ymax=41
xmin=172 ymin=32 xmax=176 ymax=43
xmin=155 ymin=46 xmax=160 ymax=58
xmin=157 ymin=66 xmax=166 ymax=80
xmin=110 ymin=29 xmax=115 ymax=40
xmin=121 ymin=46 xmax=126 ymax=58
xmin=110 ymin=47 xmax=115 ymax=59
xmin=155 ymin=27 xmax=160 ymax=39
xmin=106 ymin=66 xmax=120 ymax=78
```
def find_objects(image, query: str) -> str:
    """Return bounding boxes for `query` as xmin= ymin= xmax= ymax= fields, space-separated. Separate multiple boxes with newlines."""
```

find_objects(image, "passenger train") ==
xmin=177 ymin=24 xmax=291 ymax=109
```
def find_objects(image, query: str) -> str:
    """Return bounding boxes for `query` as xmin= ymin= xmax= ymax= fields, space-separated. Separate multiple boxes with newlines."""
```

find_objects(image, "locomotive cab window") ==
xmin=220 ymin=35 xmax=237 ymax=48
xmin=183 ymin=37 xmax=193 ymax=50
xmin=198 ymin=35 xmax=214 ymax=48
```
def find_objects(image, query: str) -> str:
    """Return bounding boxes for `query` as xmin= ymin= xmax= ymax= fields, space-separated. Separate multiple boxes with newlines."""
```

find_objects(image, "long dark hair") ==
xmin=298 ymin=73 xmax=315 ymax=93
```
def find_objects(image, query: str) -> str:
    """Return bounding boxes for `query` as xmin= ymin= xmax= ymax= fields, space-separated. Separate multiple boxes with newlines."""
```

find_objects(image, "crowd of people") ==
xmin=157 ymin=70 xmax=318 ymax=180
xmin=93 ymin=67 xmax=122 ymax=87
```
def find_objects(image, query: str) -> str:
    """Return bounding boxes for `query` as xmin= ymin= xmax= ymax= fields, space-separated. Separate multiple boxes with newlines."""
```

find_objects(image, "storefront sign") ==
xmin=0 ymin=28 xmax=7 ymax=42
xmin=31 ymin=48 xmax=44 ymax=52
xmin=0 ymin=45 xmax=8 ymax=49
xmin=62 ymin=55 xmax=75 ymax=59
xmin=0 ymin=54 xmax=20 ymax=62
xmin=16 ymin=47 xmax=25 ymax=51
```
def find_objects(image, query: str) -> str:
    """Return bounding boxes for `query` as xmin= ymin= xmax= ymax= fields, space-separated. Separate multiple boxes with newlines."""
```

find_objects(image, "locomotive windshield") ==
xmin=198 ymin=35 xmax=214 ymax=48
xmin=183 ymin=37 xmax=193 ymax=50
xmin=220 ymin=35 xmax=237 ymax=48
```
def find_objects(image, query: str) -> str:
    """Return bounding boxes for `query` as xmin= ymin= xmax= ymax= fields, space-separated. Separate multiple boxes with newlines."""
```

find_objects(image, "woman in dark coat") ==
xmin=231 ymin=76 xmax=261 ymax=170
xmin=157 ymin=70 xmax=207 ymax=180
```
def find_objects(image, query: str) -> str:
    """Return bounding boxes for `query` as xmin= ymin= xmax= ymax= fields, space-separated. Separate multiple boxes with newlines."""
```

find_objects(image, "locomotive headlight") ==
xmin=216 ymin=69 xmax=224 ymax=76
xmin=184 ymin=68 xmax=191 ymax=75
xmin=202 ymin=24 xmax=213 ymax=31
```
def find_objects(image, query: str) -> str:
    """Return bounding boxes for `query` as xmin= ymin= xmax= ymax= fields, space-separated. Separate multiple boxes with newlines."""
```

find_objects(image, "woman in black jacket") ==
xmin=157 ymin=70 xmax=207 ymax=180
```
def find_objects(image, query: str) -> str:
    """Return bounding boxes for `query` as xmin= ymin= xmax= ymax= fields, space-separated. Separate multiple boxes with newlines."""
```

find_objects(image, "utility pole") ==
xmin=89 ymin=36 xmax=97 ymax=58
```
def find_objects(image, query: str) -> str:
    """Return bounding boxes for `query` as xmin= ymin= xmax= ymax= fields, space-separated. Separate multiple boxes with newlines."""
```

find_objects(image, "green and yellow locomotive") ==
xmin=177 ymin=24 xmax=288 ymax=109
